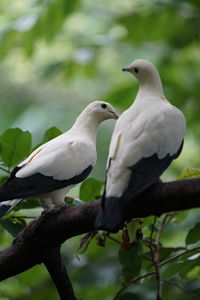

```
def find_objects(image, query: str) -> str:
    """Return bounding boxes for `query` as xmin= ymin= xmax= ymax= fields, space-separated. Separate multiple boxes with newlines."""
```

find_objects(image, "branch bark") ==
xmin=44 ymin=247 xmax=78 ymax=300
xmin=0 ymin=177 xmax=199 ymax=293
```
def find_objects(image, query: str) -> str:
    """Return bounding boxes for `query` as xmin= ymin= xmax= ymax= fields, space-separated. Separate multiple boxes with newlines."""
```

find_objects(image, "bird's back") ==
xmin=108 ymin=97 xmax=185 ymax=168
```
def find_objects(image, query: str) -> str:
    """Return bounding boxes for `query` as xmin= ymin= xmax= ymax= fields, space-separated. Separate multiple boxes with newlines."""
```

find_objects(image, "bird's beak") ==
xmin=114 ymin=112 xmax=119 ymax=119
xmin=122 ymin=66 xmax=130 ymax=72
xmin=110 ymin=111 xmax=119 ymax=119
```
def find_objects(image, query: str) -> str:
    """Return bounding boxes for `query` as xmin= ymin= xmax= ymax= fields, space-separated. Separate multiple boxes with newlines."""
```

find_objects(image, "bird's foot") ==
xmin=54 ymin=202 xmax=68 ymax=213
xmin=41 ymin=203 xmax=67 ymax=217
xmin=41 ymin=207 xmax=55 ymax=217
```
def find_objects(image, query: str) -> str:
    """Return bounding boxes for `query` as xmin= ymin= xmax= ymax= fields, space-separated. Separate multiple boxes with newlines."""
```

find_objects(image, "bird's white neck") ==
xmin=136 ymin=71 xmax=165 ymax=100
xmin=71 ymin=113 xmax=101 ymax=142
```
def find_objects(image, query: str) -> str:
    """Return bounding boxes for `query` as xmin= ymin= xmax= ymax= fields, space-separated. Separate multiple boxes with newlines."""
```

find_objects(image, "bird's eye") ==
xmin=134 ymin=67 xmax=139 ymax=73
xmin=101 ymin=103 xmax=107 ymax=109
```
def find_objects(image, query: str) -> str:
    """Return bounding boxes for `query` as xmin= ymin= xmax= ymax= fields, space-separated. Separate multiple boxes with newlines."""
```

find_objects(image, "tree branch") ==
xmin=154 ymin=214 xmax=170 ymax=300
xmin=0 ymin=177 xmax=199 ymax=290
xmin=44 ymin=247 xmax=78 ymax=300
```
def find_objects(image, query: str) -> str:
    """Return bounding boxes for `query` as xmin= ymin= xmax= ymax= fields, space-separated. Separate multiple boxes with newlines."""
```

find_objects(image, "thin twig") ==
xmin=162 ymin=279 xmax=200 ymax=298
xmin=131 ymin=271 xmax=157 ymax=284
xmin=149 ymin=216 xmax=157 ymax=260
xmin=160 ymin=246 xmax=200 ymax=267
xmin=156 ymin=214 xmax=170 ymax=299
xmin=146 ymin=217 xmax=160 ymax=300
xmin=144 ymin=238 xmax=157 ymax=248
xmin=144 ymin=239 xmax=187 ymax=252
xmin=105 ymin=233 xmax=122 ymax=244
xmin=113 ymin=272 xmax=156 ymax=300
xmin=154 ymin=217 xmax=161 ymax=300
xmin=160 ymin=246 xmax=187 ymax=251
xmin=143 ymin=254 xmax=153 ymax=261
xmin=149 ymin=214 xmax=170 ymax=300
xmin=157 ymin=214 xmax=169 ymax=240
xmin=112 ymin=284 xmax=127 ymax=300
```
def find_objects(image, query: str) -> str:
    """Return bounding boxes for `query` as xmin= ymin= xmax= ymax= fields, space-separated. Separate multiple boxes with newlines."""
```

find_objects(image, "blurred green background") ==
xmin=0 ymin=0 xmax=200 ymax=299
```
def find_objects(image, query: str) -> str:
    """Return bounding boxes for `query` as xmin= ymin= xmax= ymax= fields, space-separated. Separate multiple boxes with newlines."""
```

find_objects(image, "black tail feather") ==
xmin=95 ymin=196 xmax=124 ymax=233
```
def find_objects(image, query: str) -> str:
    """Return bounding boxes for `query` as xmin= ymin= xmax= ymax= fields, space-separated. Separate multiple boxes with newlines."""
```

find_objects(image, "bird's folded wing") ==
xmin=120 ymin=145 xmax=183 ymax=205
xmin=0 ymin=139 xmax=95 ymax=201
xmin=16 ymin=139 xmax=96 ymax=180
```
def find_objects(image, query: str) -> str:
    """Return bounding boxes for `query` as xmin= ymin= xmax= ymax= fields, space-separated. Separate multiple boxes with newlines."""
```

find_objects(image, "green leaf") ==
xmin=186 ymin=266 xmax=200 ymax=279
xmin=66 ymin=197 xmax=86 ymax=206
xmin=177 ymin=167 xmax=200 ymax=180
xmin=15 ymin=198 xmax=40 ymax=210
xmin=186 ymin=222 xmax=200 ymax=245
xmin=180 ymin=256 xmax=200 ymax=278
xmin=160 ymin=248 xmax=175 ymax=261
xmin=33 ymin=126 xmax=62 ymax=150
xmin=141 ymin=216 xmax=155 ymax=227
xmin=126 ymin=221 xmax=139 ymax=242
xmin=0 ymin=218 xmax=26 ymax=237
xmin=0 ymin=128 xmax=32 ymax=168
xmin=162 ymin=261 xmax=185 ymax=279
xmin=79 ymin=178 xmax=104 ymax=202
xmin=170 ymin=211 xmax=189 ymax=223
xmin=0 ymin=224 xmax=4 ymax=243
xmin=119 ymin=242 xmax=143 ymax=282
xmin=0 ymin=29 xmax=19 ymax=60
xmin=43 ymin=126 xmax=62 ymax=141
xmin=181 ymin=249 xmax=200 ymax=260
xmin=186 ymin=0 xmax=200 ymax=11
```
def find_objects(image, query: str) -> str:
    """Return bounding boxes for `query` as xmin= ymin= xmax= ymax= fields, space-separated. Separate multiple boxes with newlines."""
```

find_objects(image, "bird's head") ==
xmin=85 ymin=101 xmax=119 ymax=122
xmin=122 ymin=59 xmax=160 ymax=85
xmin=72 ymin=101 xmax=118 ymax=132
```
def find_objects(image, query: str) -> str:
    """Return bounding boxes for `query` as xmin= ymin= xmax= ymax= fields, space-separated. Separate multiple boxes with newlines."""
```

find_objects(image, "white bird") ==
xmin=0 ymin=101 xmax=118 ymax=217
xmin=95 ymin=59 xmax=186 ymax=232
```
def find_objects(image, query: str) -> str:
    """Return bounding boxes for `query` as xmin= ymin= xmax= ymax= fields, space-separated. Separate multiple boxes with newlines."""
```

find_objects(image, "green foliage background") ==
xmin=0 ymin=0 xmax=200 ymax=299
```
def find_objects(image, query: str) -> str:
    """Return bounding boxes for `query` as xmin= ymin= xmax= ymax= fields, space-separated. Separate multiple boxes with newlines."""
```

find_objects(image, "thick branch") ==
xmin=44 ymin=247 xmax=78 ymax=300
xmin=0 ymin=177 xmax=199 ymax=282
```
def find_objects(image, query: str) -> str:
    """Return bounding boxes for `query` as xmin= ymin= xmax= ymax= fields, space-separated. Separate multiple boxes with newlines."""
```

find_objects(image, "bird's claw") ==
xmin=41 ymin=203 xmax=67 ymax=217
xmin=41 ymin=207 xmax=55 ymax=217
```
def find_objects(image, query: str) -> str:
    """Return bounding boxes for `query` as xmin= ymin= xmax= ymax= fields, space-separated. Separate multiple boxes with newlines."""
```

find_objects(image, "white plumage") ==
xmin=0 ymin=101 xmax=118 ymax=216
xmin=95 ymin=59 xmax=186 ymax=232
xmin=17 ymin=136 xmax=96 ymax=180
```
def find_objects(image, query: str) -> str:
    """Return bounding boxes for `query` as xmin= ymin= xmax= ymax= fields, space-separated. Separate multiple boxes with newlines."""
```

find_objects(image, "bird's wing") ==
xmin=0 ymin=137 xmax=96 ymax=201
xmin=17 ymin=135 xmax=96 ymax=179
xmin=105 ymin=100 xmax=186 ymax=199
